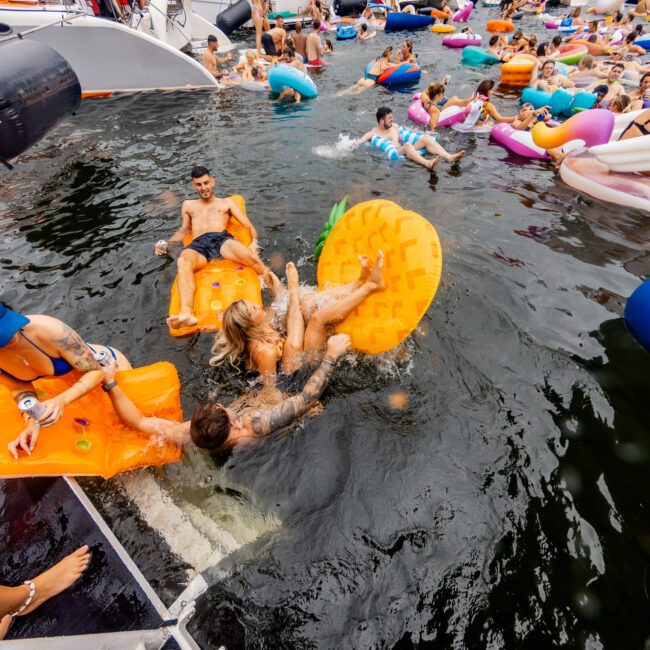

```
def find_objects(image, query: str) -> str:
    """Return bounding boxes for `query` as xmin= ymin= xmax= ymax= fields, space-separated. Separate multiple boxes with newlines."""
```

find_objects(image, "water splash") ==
xmin=312 ymin=134 xmax=357 ymax=159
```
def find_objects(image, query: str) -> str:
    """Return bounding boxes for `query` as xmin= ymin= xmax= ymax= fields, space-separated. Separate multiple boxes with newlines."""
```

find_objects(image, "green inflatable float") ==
xmin=313 ymin=196 xmax=348 ymax=260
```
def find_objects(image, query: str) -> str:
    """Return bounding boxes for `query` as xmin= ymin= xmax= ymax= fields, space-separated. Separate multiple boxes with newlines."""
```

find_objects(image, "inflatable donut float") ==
xmin=317 ymin=200 xmax=442 ymax=354
xmin=168 ymin=195 xmax=263 ymax=337
xmin=0 ymin=362 xmax=183 ymax=478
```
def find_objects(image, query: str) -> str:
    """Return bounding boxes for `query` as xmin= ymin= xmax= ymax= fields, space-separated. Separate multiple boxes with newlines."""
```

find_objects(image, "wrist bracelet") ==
xmin=322 ymin=358 xmax=336 ymax=367
xmin=102 ymin=380 xmax=118 ymax=393
xmin=10 ymin=581 xmax=36 ymax=617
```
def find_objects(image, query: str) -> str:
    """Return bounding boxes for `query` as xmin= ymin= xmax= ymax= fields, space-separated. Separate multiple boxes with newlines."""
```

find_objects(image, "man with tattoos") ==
xmin=99 ymin=334 xmax=351 ymax=452
xmin=0 ymin=303 xmax=131 ymax=458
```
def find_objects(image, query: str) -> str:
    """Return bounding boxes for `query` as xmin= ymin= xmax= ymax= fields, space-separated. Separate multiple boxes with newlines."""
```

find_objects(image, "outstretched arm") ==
xmin=246 ymin=334 xmax=350 ymax=437
xmin=102 ymin=361 xmax=188 ymax=445
xmin=355 ymin=131 xmax=374 ymax=145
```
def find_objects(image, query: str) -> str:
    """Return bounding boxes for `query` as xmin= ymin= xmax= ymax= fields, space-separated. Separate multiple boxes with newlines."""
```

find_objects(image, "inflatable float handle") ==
xmin=531 ymin=109 xmax=614 ymax=149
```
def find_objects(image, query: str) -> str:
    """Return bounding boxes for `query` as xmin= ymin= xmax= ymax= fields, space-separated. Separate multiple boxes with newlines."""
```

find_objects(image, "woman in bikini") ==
xmin=252 ymin=0 xmax=270 ymax=54
xmin=337 ymin=46 xmax=394 ymax=94
xmin=419 ymin=77 xmax=450 ymax=130
xmin=210 ymin=254 xmax=385 ymax=384
xmin=442 ymin=79 xmax=517 ymax=126
xmin=0 ymin=303 xmax=131 ymax=457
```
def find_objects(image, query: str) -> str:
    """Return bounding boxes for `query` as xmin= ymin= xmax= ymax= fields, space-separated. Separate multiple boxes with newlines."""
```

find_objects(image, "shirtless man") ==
xmin=586 ymin=63 xmax=625 ymax=103
xmin=99 ymin=333 xmax=351 ymax=453
xmin=158 ymin=166 xmax=265 ymax=329
xmin=356 ymin=106 xmax=465 ymax=169
xmin=293 ymin=21 xmax=308 ymax=59
xmin=280 ymin=46 xmax=306 ymax=71
xmin=261 ymin=15 xmax=287 ymax=57
xmin=202 ymin=34 xmax=233 ymax=78
xmin=306 ymin=19 xmax=326 ymax=66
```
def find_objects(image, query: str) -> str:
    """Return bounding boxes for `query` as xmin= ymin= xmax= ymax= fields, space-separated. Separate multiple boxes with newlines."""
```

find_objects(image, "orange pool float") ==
xmin=317 ymin=200 xmax=442 ymax=354
xmin=487 ymin=19 xmax=514 ymax=33
xmin=168 ymin=194 xmax=262 ymax=337
xmin=0 ymin=362 xmax=183 ymax=479
xmin=500 ymin=53 xmax=537 ymax=86
xmin=430 ymin=8 xmax=450 ymax=19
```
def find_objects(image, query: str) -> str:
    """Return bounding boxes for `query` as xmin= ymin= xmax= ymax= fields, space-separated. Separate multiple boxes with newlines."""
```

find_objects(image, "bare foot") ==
xmin=358 ymin=255 xmax=371 ymax=283
xmin=20 ymin=546 xmax=90 ymax=616
xmin=448 ymin=150 xmax=465 ymax=162
xmin=286 ymin=262 xmax=300 ymax=290
xmin=366 ymin=250 xmax=385 ymax=292
xmin=264 ymin=270 xmax=285 ymax=299
xmin=0 ymin=615 xmax=11 ymax=640
xmin=427 ymin=155 xmax=441 ymax=171
xmin=167 ymin=311 xmax=198 ymax=329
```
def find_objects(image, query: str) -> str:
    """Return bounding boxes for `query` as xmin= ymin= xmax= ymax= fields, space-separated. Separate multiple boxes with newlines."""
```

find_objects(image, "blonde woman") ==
xmin=210 ymin=254 xmax=385 ymax=383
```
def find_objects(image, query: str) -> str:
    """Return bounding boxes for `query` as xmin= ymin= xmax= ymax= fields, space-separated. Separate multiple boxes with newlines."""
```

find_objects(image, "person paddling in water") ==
xmin=356 ymin=107 xmax=465 ymax=169
xmin=157 ymin=166 xmax=266 ymax=330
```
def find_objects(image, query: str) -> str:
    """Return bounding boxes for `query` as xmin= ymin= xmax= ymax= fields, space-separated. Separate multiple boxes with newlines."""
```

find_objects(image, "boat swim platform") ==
xmin=0 ymin=476 xmax=208 ymax=649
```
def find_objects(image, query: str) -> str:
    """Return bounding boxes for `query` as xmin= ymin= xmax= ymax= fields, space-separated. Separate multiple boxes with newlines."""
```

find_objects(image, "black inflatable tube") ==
xmin=215 ymin=0 xmax=252 ymax=34
xmin=0 ymin=39 xmax=81 ymax=163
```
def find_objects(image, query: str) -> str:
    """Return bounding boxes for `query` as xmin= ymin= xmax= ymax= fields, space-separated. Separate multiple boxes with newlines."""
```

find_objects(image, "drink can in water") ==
xmin=18 ymin=396 xmax=46 ymax=420
xmin=94 ymin=350 xmax=110 ymax=366
xmin=157 ymin=240 xmax=168 ymax=254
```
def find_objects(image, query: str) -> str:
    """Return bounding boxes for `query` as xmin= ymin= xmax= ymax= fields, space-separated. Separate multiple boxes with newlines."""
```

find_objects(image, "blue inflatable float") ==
xmin=268 ymin=64 xmax=318 ymax=98
xmin=636 ymin=34 xmax=650 ymax=51
xmin=337 ymin=24 xmax=357 ymax=39
xmin=462 ymin=46 xmax=500 ymax=66
xmin=367 ymin=60 xmax=421 ymax=86
xmin=520 ymin=87 xmax=596 ymax=117
xmin=624 ymin=279 xmax=650 ymax=352
xmin=369 ymin=126 xmax=428 ymax=160
xmin=385 ymin=12 xmax=433 ymax=30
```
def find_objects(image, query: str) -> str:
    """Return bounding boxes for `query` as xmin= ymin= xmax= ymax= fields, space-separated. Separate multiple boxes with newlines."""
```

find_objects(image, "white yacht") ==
xmin=0 ymin=0 xmax=232 ymax=96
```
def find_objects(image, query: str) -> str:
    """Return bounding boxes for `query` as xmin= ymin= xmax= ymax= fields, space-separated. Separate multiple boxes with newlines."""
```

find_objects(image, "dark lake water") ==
xmin=1 ymin=5 xmax=649 ymax=647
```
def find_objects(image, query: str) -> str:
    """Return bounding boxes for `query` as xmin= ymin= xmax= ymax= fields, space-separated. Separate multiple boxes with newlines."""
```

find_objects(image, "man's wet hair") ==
xmin=190 ymin=403 xmax=231 ymax=450
xmin=207 ymin=34 xmax=217 ymax=43
xmin=191 ymin=165 xmax=210 ymax=179
xmin=376 ymin=106 xmax=392 ymax=123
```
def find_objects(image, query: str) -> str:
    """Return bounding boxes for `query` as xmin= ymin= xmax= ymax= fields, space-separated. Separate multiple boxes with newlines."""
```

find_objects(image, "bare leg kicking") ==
xmin=399 ymin=143 xmax=440 ymax=170
xmin=303 ymin=250 xmax=386 ymax=352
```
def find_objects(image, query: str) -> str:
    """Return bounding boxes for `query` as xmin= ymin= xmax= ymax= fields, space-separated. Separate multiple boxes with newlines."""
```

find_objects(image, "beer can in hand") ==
xmin=94 ymin=350 xmax=110 ymax=367
xmin=157 ymin=240 xmax=168 ymax=254
xmin=18 ymin=396 xmax=46 ymax=420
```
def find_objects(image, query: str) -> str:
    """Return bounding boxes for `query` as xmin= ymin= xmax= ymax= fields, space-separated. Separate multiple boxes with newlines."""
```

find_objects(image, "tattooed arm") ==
xmin=244 ymin=334 xmax=351 ymax=438
xmin=30 ymin=316 xmax=102 ymax=427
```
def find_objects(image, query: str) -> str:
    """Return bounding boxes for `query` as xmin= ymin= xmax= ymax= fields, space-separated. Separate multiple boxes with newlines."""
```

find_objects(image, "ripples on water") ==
xmin=1 ymin=6 xmax=649 ymax=647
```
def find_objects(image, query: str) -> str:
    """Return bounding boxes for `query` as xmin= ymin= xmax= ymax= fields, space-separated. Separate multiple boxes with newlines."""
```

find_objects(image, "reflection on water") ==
xmin=1 ymin=5 xmax=649 ymax=647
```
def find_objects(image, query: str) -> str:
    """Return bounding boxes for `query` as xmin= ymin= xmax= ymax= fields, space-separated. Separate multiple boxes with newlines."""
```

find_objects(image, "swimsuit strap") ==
xmin=621 ymin=116 xmax=650 ymax=137
xmin=19 ymin=331 xmax=74 ymax=376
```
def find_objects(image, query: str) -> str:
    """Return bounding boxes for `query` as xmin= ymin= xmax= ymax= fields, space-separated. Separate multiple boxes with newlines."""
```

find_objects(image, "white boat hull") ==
xmin=0 ymin=8 xmax=219 ymax=94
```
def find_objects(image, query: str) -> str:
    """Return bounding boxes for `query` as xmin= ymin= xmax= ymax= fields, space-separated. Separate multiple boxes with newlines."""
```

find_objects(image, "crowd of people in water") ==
xmin=3 ymin=0 xmax=650 ymax=636
xmin=199 ymin=0 xmax=650 ymax=168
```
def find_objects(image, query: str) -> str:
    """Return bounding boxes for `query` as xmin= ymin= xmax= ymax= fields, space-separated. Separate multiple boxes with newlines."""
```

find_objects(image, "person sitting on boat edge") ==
xmin=203 ymin=35 xmax=233 ymax=80
xmin=0 ymin=303 xmax=132 ymax=458
xmin=157 ymin=166 xmax=267 ymax=330
xmin=99 ymin=333 xmax=352 ymax=454
xmin=356 ymin=106 xmax=465 ymax=169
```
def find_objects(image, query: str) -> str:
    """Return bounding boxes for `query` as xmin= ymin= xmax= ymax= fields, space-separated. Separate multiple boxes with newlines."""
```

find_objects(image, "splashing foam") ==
xmin=312 ymin=134 xmax=357 ymax=159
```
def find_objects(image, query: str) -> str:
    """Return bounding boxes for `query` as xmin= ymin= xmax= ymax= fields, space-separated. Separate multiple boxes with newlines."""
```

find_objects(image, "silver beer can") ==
xmin=18 ymin=396 xmax=46 ymax=420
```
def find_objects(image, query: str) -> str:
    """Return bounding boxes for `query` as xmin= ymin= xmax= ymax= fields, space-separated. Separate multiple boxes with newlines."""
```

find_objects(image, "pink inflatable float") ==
xmin=443 ymin=32 xmax=482 ymax=47
xmin=531 ymin=109 xmax=615 ymax=149
xmin=408 ymin=95 xmax=431 ymax=127
xmin=491 ymin=124 xmax=549 ymax=159
xmin=452 ymin=1 xmax=474 ymax=22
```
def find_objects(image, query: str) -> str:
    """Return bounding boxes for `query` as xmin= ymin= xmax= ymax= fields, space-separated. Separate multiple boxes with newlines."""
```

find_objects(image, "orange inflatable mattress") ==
xmin=0 ymin=362 xmax=183 ymax=479
xmin=168 ymin=194 xmax=262 ymax=337
xmin=500 ymin=53 xmax=537 ymax=87
xmin=487 ymin=19 xmax=514 ymax=33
